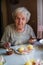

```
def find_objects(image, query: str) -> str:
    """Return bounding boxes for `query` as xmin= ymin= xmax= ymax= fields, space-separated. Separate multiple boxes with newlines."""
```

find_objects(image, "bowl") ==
xmin=6 ymin=48 xmax=14 ymax=55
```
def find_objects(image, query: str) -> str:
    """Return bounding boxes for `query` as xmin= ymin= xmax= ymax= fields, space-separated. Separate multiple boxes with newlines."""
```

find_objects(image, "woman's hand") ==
xmin=28 ymin=38 xmax=37 ymax=44
xmin=3 ymin=42 xmax=11 ymax=49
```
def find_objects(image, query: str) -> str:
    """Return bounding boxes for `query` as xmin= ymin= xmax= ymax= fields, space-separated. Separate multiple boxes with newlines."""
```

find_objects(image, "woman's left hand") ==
xmin=28 ymin=38 xmax=37 ymax=44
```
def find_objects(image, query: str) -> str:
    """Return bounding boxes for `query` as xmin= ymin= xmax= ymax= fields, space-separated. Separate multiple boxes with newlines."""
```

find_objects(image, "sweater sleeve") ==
xmin=1 ymin=26 xmax=11 ymax=46
xmin=30 ymin=27 xmax=36 ymax=38
xmin=27 ymin=24 xmax=36 ymax=38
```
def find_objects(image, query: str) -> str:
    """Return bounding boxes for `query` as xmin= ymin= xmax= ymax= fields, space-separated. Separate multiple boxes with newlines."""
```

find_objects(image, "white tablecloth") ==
xmin=0 ymin=43 xmax=43 ymax=65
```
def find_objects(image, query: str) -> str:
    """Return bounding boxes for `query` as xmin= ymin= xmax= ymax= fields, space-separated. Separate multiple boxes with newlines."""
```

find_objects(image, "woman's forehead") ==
xmin=15 ymin=12 xmax=26 ymax=18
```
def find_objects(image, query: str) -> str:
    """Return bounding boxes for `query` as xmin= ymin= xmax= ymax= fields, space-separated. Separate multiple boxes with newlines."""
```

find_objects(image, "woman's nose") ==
xmin=18 ymin=19 xmax=22 ymax=24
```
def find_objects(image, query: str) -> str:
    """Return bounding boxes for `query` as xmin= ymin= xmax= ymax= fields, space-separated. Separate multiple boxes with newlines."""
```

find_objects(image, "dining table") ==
xmin=0 ymin=41 xmax=43 ymax=65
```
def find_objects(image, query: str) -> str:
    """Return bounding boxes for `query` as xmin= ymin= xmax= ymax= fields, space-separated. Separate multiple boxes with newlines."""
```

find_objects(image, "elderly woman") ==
xmin=1 ymin=7 xmax=36 ymax=48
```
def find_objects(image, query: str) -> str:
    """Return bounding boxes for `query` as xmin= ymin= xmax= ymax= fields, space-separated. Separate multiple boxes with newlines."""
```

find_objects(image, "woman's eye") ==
xmin=15 ymin=16 xmax=19 ymax=19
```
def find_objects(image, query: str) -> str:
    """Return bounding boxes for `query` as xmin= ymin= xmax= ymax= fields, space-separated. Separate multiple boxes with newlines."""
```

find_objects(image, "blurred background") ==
xmin=0 ymin=0 xmax=43 ymax=40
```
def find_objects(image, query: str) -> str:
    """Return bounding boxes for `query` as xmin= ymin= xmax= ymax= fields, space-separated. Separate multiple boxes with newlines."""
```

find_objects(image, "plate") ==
xmin=14 ymin=46 xmax=33 ymax=55
xmin=14 ymin=49 xmax=32 ymax=55
xmin=39 ymin=39 xmax=43 ymax=44
xmin=15 ymin=50 xmax=29 ymax=55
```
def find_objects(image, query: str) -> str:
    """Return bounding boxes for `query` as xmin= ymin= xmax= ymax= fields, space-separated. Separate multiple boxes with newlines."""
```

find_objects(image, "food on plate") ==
xmin=24 ymin=59 xmax=42 ymax=65
xmin=18 ymin=47 xmax=24 ymax=53
xmin=17 ymin=45 xmax=34 ymax=54
xmin=27 ymin=44 xmax=34 ymax=50
xmin=0 ymin=62 xmax=3 ymax=65
xmin=24 ymin=60 xmax=32 ymax=65
xmin=30 ymin=59 xmax=36 ymax=65
xmin=6 ymin=48 xmax=14 ymax=55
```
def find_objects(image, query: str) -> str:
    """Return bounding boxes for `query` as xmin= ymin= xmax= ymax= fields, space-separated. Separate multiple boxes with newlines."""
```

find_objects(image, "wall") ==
xmin=1 ymin=0 xmax=8 ymax=29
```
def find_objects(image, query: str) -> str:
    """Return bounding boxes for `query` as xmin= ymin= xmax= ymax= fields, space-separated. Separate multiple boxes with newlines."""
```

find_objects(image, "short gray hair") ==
xmin=12 ymin=7 xmax=31 ymax=22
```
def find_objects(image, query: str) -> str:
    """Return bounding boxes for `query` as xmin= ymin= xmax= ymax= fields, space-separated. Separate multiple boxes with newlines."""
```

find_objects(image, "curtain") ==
xmin=37 ymin=0 xmax=43 ymax=38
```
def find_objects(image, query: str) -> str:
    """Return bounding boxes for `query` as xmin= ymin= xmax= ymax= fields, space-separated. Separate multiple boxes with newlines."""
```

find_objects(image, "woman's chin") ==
xmin=16 ymin=28 xmax=24 ymax=32
xmin=18 ymin=26 xmax=23 ymax=29
xmin=17 ymin=27 xmax=23 ymax=30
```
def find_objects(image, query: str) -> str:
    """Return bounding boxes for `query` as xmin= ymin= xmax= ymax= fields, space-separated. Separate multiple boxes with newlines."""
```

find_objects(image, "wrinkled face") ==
xmin=15 ymin=12 xmax=27 ymax=30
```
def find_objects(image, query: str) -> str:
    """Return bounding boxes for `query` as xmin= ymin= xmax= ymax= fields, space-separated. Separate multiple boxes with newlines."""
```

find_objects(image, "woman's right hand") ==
xmin=3 ymin=42 xmax=11 ymax=49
